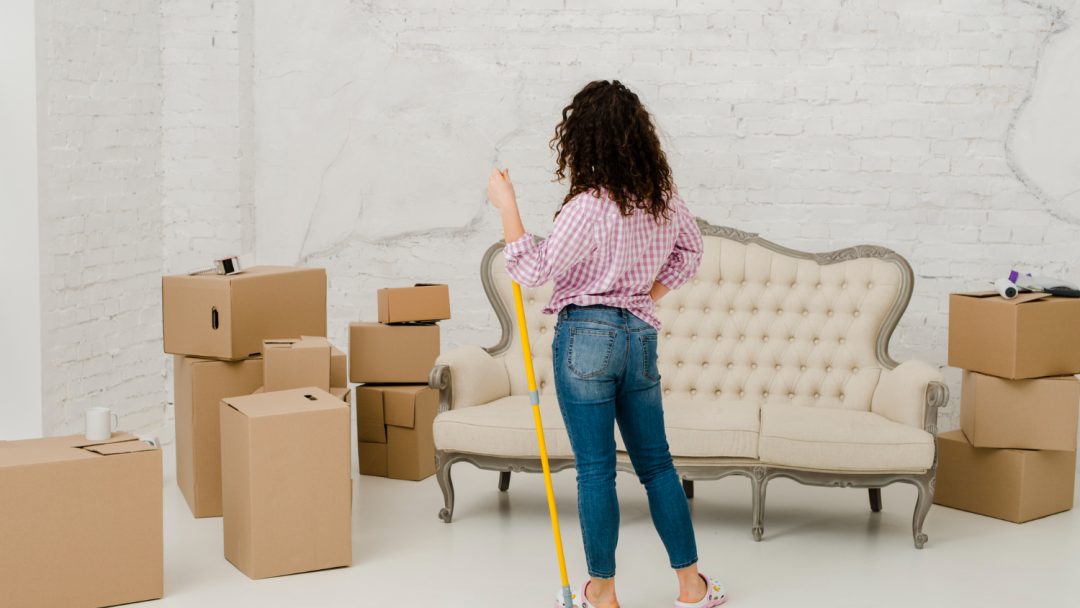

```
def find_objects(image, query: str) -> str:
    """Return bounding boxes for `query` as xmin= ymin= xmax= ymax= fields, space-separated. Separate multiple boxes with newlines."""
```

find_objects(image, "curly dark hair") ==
xmin=550 ymin=80 xmax=674 ymax=222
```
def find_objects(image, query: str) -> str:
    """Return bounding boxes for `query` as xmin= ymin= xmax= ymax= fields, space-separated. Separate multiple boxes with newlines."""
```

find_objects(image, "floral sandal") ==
xmin=674 ymin=573 xmax=727 ymax=608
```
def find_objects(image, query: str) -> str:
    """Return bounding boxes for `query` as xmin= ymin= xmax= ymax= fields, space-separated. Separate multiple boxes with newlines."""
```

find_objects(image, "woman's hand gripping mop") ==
xmin=511 ymin=282 xmax=575 ymax=608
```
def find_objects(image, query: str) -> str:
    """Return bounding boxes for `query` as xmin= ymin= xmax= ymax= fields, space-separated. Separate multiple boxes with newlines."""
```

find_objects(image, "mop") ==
xmin=511 ymin=281 xmax=574 ymax=608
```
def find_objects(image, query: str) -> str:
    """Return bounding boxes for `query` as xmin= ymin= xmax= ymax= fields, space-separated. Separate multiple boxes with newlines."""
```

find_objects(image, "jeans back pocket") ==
xmin=639 ymin=332 xmax=661 ymax=383
xmin=567 ymin=326 xmax=617 ymax=379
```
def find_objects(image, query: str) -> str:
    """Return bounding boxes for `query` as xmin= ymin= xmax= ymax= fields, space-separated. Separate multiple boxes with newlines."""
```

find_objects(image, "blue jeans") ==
xmin=552 ymin=304 xmax=698 ymax=579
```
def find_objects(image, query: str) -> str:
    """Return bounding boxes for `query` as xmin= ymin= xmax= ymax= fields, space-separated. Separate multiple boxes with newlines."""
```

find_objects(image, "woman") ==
xmin=487 ymin=80 xmax=726 ymax=608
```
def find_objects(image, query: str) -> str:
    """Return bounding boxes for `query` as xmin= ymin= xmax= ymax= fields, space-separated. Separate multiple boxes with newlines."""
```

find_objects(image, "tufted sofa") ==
xmin=429 ymin=221 xmax=948 ymax=548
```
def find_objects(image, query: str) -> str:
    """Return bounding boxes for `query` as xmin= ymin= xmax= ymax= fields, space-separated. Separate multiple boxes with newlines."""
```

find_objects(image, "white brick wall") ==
xmin=34 ymin=0 xmax=1079 ymax=440
xmin=252 ymin=0 xmax=1079 ymax=436
xmin=161 ymin=0 xmax=254 ymax=275
xmin=37 ymin=0 xmax=165 ymax=436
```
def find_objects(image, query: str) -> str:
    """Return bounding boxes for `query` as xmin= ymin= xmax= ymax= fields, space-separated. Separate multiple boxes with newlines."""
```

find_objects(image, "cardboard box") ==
xmin=163 ymin=266 xmax=327 ymax=360
xmin=355 ymin=385 xmax=439 ymax=480
xmin=264 ymin=336 xmax=332 ymax=392
xmin=0 ymin=434 xmax=163 ymax=607
xmin=934 ymin=430 xmax=1076 ymax=523
xmin=349 ymin=322 xmax=439 ymax=383
xmin=949 ymin=291 xmax=1080 ymax=379
xmin=960 ymin=370 xmax=1080 ymax=451
xmin=377 ymin=283 xmax=451 ymax=324
xmin=220 ymin=388 xmax=352 ymax=579
xmin=175 ymin=355 xmax=263 ymax=517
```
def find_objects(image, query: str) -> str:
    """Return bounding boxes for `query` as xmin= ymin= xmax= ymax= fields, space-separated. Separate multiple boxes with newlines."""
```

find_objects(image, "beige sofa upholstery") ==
xmin=430 ymin=221 xmax=948 ymax=548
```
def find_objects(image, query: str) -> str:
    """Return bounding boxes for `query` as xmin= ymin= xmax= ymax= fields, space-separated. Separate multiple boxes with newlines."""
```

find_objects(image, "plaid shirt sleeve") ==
xmin=504 ymin=196 xmax=598 ymax=288
xmin=654 ymin=196 xmax=704 ymax=290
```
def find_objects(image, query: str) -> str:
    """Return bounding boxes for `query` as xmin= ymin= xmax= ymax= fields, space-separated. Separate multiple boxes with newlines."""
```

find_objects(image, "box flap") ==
xmin=263 ymin=338 xmax=299 ymax=347
xmin=953 ymin=290 xmax=1051 ymax=304
xmin=0 ymin=433 xmax=144 ymax=468
xmin=383 ymin=388 xmax=418 ymax=429
xmin=69 ymin=432 xmax=140 ymax=449
xmin=265 ymin=336 xmax=328 ymax=350
xmin=82 ymin=440 xmax=158 ymax=456
xmin=222 ymin=387 xmax=346 ymax=418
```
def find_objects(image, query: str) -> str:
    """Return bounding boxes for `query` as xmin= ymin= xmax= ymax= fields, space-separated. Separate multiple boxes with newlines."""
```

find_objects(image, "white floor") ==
xmin=151 ymin=447 xmax=1080 ymax=608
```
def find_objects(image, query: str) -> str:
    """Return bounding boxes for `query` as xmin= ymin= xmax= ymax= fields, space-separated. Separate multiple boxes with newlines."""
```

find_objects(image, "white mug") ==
xmin=85 ymin=407 xmax=119 ymax=441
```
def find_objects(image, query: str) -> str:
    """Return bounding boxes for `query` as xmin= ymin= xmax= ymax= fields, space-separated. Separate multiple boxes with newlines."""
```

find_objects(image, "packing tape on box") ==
xmin=188 ymin=256 xmax=242 ymax=276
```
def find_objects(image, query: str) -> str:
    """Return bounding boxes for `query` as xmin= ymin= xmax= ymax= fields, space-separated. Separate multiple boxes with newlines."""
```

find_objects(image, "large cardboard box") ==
xmin=175 ymin=355 xmax=263 ymax=517
xmin=220 ymin=388 xmax=352 ymax=579
xmin=356 ymin=385 xmax=439 ymax=480
xmin=934 ymin=430 xmax=1076 ymax=523
xmin=163 ymin=266 xmax=327 ymax=360
xmin=377 ymin=283 xmax=451 ymax=324
xmin=349 ymin=322 xmax=439 ymax=383
xmin=948 ymin=291 xmax=1080 ymax=379
xmin=960 ymin=370 xmax=1080 ymax=451
xmin=0 ymin=434 xmax=163 ymax=607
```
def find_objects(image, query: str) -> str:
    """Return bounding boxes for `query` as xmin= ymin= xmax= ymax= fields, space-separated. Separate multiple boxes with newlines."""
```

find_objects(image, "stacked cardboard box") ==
xmin=164 ymin=265 xmax=355 ymax=579
xmin=351 ymin=284 xmax=449 ymax=480
xmin=164 ymin=266 xmax=328 ymax=518
xmin=937 ymin=291 xmax=1080 ymax=522
xmin=220 ymin=388 xmax=352 ymax=579
xmin=0 ymin=434 xmax=163 ymax=607
xmin=260 ymin=336 xmax=351 ymax=402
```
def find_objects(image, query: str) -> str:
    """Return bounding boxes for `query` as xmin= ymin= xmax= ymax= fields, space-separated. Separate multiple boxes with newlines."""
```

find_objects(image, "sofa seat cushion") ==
xmin=659 ymin=399 xmax=759 ymax=458
xmin=759 ymin=403 xmax=934 ymax=472
xmin=434 ymin=396 xmax=574 ymax=459
xmin=433 ymin=395 xmax=760 ymax=459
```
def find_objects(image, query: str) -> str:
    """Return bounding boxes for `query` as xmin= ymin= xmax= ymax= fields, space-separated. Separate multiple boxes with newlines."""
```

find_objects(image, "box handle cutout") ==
xmin=304 ymin=394 xmax=317 ymax=401
xmin=211 ymin=307 xmax=219 ymax=330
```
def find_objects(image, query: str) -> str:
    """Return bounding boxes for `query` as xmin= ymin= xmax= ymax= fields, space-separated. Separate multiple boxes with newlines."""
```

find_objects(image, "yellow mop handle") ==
xmin=512 ymin=281 xmax=573 ymax=607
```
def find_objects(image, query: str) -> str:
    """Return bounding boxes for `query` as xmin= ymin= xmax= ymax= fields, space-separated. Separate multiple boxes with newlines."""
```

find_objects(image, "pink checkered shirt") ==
xmin=504 ymin=189 xmax=704 ymax=330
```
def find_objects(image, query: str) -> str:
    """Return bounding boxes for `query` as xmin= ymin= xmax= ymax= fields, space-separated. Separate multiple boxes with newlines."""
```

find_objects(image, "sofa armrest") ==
xmin=429 ymin=345 xmax=511 ymax=413
xmin=871 ymin=360 xmax=949 ymax=431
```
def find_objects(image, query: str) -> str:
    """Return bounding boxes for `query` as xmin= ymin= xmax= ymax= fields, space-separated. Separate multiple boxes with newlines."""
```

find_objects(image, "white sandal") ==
xmin=674 ymin=573 xmax=727 ymax=607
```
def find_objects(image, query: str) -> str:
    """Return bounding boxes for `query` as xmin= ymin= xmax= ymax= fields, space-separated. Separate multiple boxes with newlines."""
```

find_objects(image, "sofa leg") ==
xmin=498 ymin=471 xmax=511 ymax=492
xmin=869 ymin=488 xmax=882 ymax=513
xmin=751 ymin=472 xmax=767 ymax=542
xmin=912 ymin=478 xmax=933 ymax=549
xmin=682 ymin=479 xmax=694 ymax=499
xmin=436 ymin=452 xmax=456 ymax=523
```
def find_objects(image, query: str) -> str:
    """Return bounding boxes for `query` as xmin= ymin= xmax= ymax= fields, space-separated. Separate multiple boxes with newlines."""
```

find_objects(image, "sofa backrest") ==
xmin=483 ymin=220 xmax=913 ymax=412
